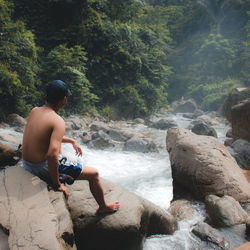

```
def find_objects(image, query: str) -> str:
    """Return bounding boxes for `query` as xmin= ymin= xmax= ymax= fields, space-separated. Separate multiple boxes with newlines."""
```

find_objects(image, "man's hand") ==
xmin=73 ymin=141 xmax=82 ymax=156
xmin=58 ymin=183 xmax=69 ymax=199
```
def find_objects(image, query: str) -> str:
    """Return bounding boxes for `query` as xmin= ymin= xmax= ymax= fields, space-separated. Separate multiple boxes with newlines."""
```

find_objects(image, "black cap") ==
xmin=46 ymin=80 xmax=71 ymax=104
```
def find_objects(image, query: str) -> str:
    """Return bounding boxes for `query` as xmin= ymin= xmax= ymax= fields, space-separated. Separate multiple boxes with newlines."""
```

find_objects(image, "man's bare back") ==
xmin=22 ymin=106 xmax=65 ymax=163
xmin=22 ymin=80 xmax=119 ymax=213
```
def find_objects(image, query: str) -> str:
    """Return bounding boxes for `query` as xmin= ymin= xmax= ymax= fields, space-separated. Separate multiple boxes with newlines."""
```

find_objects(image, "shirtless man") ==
xmin=22 ymin=80 xmax=119 ymax=213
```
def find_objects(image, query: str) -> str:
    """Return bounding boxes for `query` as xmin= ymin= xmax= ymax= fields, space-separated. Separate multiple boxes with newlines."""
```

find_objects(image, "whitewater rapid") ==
xmin=3 ymin=113 xmax=246 ymax=249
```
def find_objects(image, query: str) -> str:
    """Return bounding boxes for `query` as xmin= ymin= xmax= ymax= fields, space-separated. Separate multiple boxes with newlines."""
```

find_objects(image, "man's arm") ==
xmin=46 ymin=119 xmax=69 ymax=198
xmin=62 ymin=136 xmax=82 ymax=156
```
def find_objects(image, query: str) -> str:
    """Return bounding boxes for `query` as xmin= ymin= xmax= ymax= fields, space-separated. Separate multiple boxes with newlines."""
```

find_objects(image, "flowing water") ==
xmin=1 ymin=113 xmax=248 ymax=249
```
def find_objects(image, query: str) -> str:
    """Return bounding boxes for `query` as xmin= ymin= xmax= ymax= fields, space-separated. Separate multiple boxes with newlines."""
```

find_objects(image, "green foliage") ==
xmin=247 ymin=11 xmax=250 ymax=46
xmin=41 ymin=45 xmax=98 ymax=114
xmin=0 ymin=0 xmax=40 ymax=117
xmin=0 ymin=0 xmax=248 ymax=119
xmin=187 ymin=79 xmax=241 ymax=111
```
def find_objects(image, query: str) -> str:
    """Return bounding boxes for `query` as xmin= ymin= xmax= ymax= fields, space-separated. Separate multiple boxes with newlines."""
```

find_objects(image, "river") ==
xmin=1 ymin=113 xmax=247 ymax=249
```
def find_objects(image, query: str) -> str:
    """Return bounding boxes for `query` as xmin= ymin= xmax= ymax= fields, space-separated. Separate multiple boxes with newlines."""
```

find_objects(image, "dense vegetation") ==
xmin=0 ymin=0 xmax=249 ymax=119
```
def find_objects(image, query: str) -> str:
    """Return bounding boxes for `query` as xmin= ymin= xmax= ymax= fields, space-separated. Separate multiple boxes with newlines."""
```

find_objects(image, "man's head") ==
xmin=46 ymin=80 xmax=70 ymax=106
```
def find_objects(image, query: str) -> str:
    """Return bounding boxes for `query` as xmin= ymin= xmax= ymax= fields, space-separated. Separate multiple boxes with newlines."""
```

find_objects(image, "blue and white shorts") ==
xmin=22 ymin=155 xmax=83 ymax=184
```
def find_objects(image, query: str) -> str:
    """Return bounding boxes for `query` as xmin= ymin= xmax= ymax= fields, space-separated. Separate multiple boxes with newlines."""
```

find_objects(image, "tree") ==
xmin=41 ymin=45 xmax=98 ymax=114
xmin=0 ymin=0 xmax=40 ymax=118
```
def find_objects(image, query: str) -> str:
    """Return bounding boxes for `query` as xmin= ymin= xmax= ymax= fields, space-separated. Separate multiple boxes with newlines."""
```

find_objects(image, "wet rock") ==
xmin=0 ymin=133 xmax=20 ymax=148
xmin=65 ymin=116 xmax=87 ymax=131
xmin=166 ymin=127 xmax=250 ymax=202
xmin=0 ymin=165 xmax=76 ymax=250
xmin=88 ymin=130 xmax=117 ymax=150
xmin=205 ymin=195 xmax=248 ymax=227
xmin=226 ymin=128 xmax=232 ymax=138
xmin=168 ymin=199 xmax=195 ymax=221
xmin=245 ymin=217 xmax=250 ymax=236
xmin=230 ymin=139 xmax=250 ymax=170
xmin=68 ymin=179 xmax=177 ymax=250
xmin=90 ymin=121 xmax=109 ymax=133
xmin=133 ymin=118 xmax=144 ymax=124
xmin=150 ymin=118 xmax=177 ymax=130
xmin=224 ymin=139 xmax=233 ymax=147
xmin=80 ymin=132 xmax=92 ymax=144
xmin=231 ymin=139 xmax=250 ymax=153
xmin=0 ymin=122 xmax=10 ymax=129
xmin=0 ymin=142 xmax=22 ymax=167
xmin=106 ymin=128 xmax=132 ymax=142
xmin=6 ymin=113 xmax=26 ymax=128
xmin=192 ymin=221 xmax=231 ymax=249
xmin=231 ymin=99 xmax=250 ymax=141
xmin=123 ymin=136 xmax=158 ymax=153
xmin=190 ymin=121 xmax=217 ymax=138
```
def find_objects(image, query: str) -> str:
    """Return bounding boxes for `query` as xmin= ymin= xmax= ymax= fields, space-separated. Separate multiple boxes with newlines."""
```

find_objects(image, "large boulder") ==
xmin=150 ymin=118 xmax=177 ymax=130
xmin=173 ymin=99 xmax=197 ymax=113
xmin=0 ymin=165 xmax=76 ymax=250
xmin=65 ymin=115 xmax=87 ymax=131
xmin=0 ymin=142 xmax=21 ymax=167
xmin=205 ymin=195 xmax=248 ymax=227
xmin=222 ymin=87 xmax=250 ymax=123
xmin=68 ymin=179 xmax=177 ymax=250
xmin=190 ymin=121 xmax=217 ymax=138
xmin=166 ymin=127 xmax=250 ymax=202
xmin=230 ymin=139 xmax=250 ymax=170
xmin=6 ymin=114 xmax=26 ymax=128
xmin=123 ymin=136 xmax=158 ymax=153
xmin=231 ymin=99 xmax=250 ymax=142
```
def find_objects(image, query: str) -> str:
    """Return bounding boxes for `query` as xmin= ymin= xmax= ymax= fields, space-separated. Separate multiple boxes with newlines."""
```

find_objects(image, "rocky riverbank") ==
xmin=1 ymin=97 xmax=250 ymax=249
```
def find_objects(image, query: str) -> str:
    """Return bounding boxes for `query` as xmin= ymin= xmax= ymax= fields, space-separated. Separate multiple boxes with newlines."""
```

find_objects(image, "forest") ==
xmin=0 ymin=0 xmax=249 ymax=119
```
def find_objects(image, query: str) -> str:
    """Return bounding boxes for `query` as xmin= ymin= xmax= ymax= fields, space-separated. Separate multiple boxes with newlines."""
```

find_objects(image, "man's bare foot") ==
xmin=97 ymin=201 xmax=120 ymax=214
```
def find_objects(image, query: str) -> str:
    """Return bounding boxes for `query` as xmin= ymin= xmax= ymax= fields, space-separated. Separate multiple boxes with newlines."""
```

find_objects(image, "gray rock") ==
xmin=150 ymin=118 xmax=177 ymax=130
xmin=230 ymin=139 xmax=250 ymax=170
xmin=173 ymin=99 xmax=197 ymax=113
xmin=0 ymin=226 xmax=9 ymax=250
xmin=81 ymin=132 xmax=92 ymax=144
xmin=222 ymin=87 xmax=250 ymax=123
xmin=231 ymin=139 xmax=250 ymax=153
xmin=0 ymin=142 xmax=21 ymax=167
xmin=205 ymin=195 xmax=248 ymax=227
xmin=0 ymin=133 xmax=21 ymax=148
xmin=6 ymin=113 xmax=26 ymax=128
xmin=226 ymin=128 xmax=232 ymax=138
xmin=0 ymin=165 xmax=76 ymax=250
xmin=133 ymin=118 xmax=144 ymax=124
xmin=0 ymin=122 xmax=10 ymax=129
xmin=224 ymin=139 xmax=233 ymax=147
xmin=123 ymin=136 xmax=158 ymax=153
xmin=190 ymin=121 xmax=217 ymax=138
xmin=65 ymin=116 xmax=87 ymax=130
xmin=90 ymin=121 xmax=109 ymax=133
xmin=106 ymin=128 xmax=132 ymax=142
xmin=192 ymin=221 xmax=231 ymax=249
xmin=88 ymin=134 xmax=117 ymax=150
xmin=166 ymin=127 xmax=250 ymax=202
xmin=232 ymin=99 xmax=250 ymax=141
xmin=68 ymin=179 xmax=177 ymax=250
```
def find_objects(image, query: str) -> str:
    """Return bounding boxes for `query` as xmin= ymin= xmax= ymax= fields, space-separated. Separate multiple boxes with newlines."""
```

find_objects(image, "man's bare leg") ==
xmin=77 ymin=166 xmax=119 ymax=213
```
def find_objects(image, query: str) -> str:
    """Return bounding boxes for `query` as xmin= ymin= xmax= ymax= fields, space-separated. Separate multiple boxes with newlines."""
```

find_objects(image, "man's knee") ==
xmin=91 ymin=169 xmax=99 ymax=180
